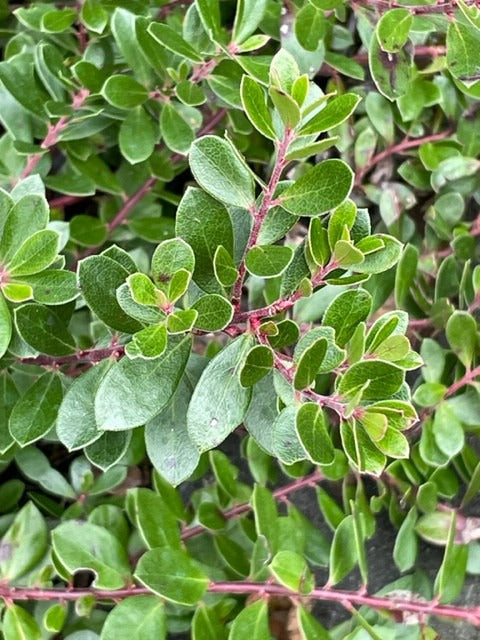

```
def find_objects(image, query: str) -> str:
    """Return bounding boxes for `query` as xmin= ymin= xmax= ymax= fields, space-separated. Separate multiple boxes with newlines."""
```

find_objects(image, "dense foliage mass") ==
xmin=0 ymin=0 xmax=479 ymax=637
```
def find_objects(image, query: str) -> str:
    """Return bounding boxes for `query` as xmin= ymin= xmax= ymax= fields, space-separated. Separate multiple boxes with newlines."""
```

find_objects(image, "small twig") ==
xmin=181 ymin=469 xmax=324 ymax=540
xmin=355 ymin=130 xmax=453 ymax=187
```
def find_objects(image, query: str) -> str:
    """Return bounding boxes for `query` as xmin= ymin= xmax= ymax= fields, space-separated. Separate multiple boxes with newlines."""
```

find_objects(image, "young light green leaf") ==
xmin=339 ymin=361 xmax=404 ymax=401
xmin=0 ymin=502 xmax=47 ymax=581
xmin=296 ymin=402 xmax=334 ymax=464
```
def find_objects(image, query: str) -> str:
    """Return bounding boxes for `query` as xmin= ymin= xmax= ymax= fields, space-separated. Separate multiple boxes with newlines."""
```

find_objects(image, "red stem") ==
xmin=232 ymin=128 xmax=296 ymax=309
xmin=355 ymin=130 xmax=453 ymax=187
xmin=19 ymin=345 xmax=124 ymax=368
xmin=181 ymin=469 xmax=323 ymax=540
xmin=18 ymin=89 xmax=90 ymax=182
xmin=1 ymin=581 xmax=479 ymax=625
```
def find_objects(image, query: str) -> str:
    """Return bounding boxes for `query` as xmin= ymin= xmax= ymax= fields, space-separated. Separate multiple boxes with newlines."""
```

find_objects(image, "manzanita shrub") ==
xmin=0 ymin=0 xmax=480 ymax=637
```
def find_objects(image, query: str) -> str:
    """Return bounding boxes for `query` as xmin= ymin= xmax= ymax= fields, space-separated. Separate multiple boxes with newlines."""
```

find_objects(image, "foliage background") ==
xmin=0 ymin=0 xmax=480 ymax=638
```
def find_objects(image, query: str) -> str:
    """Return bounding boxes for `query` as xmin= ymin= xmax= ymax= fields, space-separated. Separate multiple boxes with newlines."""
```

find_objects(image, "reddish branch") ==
xmin=232 ymin=128 xmax=297 ymax=309
xmin=355 ymin=130 xmax=453 ymax=187
xmin=181 ymin=469 xmax=324 ymax=540
xmin=352 ymin=0 xmax=470 ymax=14
xmin=19 ymin=345 xmax=125 ymax=368
xmin=1 ymin=581 xmax=479 ymax=625
xmin=17 ymin=89 xmax=90 ymax=182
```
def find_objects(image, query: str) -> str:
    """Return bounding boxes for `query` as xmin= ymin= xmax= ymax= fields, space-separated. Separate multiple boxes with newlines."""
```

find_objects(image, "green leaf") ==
xmin=3 ymin=605 xmax=42 ymax=640
xmin=126 ymin=488 xmax=180 ymax=550
xmin=95 ymin=334 xmax=191 ymax=430
xmin=213 ymin=245 xmax=237 ymax=287
xmin=14 ymin=303 xmax=76 ymax=356
xmin=245 ymin=245 xmax=293 ymax=278
xmin=269 ymin=49 xmax=299 ymax=93
xmin=86 ymin=431 xmax=131 ymax=472
xmin=270 ymin=550 xmax=314 ymax=593
xmin=365 ymin=93 xmax=394 ymax=144
xmin=189 ymin=136 xmax=255 ymax=209
xmin=2 ymin=283 xmax=33 ymax=303
xmin=152 ymin=238 xmax=195 ymax=291
xmin=333 ymin=240 xmax=364 ymax=268
xmin=297 ymin=605 xmax=330 ymax=640
xmin=369 ymin=36 xmax=413 ymax=101
xmin=177 ymin=189 xmax=232 ymax=289
xmin=376 ymin=9 xmax=413 ymax=53
xmin=393 ymin=507 xmax=418 ymax=572
xmin=43 ymin=604 xmax=66 ymax=634
xmin=101 ymin=75 xmax=148 ymax=109
xmin=295 ymin=4 xmax=326 ymax=52
xmin=447 ymin=22 xmax=480 ymax=81
xmin=192 ymin=604 xmax=227 ymax=640
xmin=432 ymin=402 xmax=465 ymax=458
xmin=0 ymin=194 xmax=49 ymax=263
xmin=70 ymin=215 xmax=107 ymax=247
xmin=233 ymin=0 xmax=268 ymax=44
xmin=145 ymin=364 xmax=201 ymax=486
xmin=135 ymin=548 xmax=208 ymax=605
xmin=8 ymin=229 xmax=59 ymax=276
xmin=187 ymin=335 xmax=254 ymax=451
xmin=41 ymin=8 xmax=76 ymax=32
xmin=294 ymin=338 xmax=327 ymax=390
xmin=272 ymin=405 xmax=306 ymax=465
xmin=52 ymin=521 xmax=131 ymax=589
xmin=240 ymin=75 xmax=276 ymax=140
xmin=394 ymin=243 xmax=418 ymax=307
xmin=0 ymin=293 xmax=12 ymax=358
xmin=81 ymin=0 xmax=108 ymax=33
xmin=339 ymin=361 xmax=404 ymax=401
xmin=239 ymin=344 xmax=274 ymax=387
xmin=16 ymin=446 xmax=75 ymax=498
xmin=127 ymin=325 xmax=168 ymax=360
xmin=434 ymin=512 xmax=468 ymax=603
xmin=351 ymin=235 xmax=402 ymax=274
xmin=191 ymin=294 xmax=234 ymax=331
xmin=0 ymin=502 xmax=47 ymax=581
xmin=269 ymin=88 xmax=301 ymax=128
xmin=280 ymin=159 xmax=353 ymax=216
xmin=111 ymin=8 xmax=151 ymax=84
xmin=323 ymin=289 xmax=372 ymax=347
xmin=9 ymin=372 xmax=62 ymax=446
xmin=446 ymin=310 xmax=477 ymax=368
xmin=296 ymin=402 xmax=334 ymax=464
xmin=229 ymin=601 xmax=270 ymax=640
xmin=101 ymin=596 xmax=166 ymax=640
xmin=167 ymin=309 xmax=198 ymax=334
xmin=78 ymin=255 xmax=142 ymax=334
xmin=299 ymin=94 xmax=361 ymax=135
xmin=57 ymin=360 xmax=112 ymax=451
xmin=329 ymin=515 xmax=357 ymax=584
xmin=148 ymin=22 xmax=204 ymax=63
xmin=119 ymin=107 xmax=157 ymax=164
xmin=160 ymin=103 xmax=194 ymax=155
